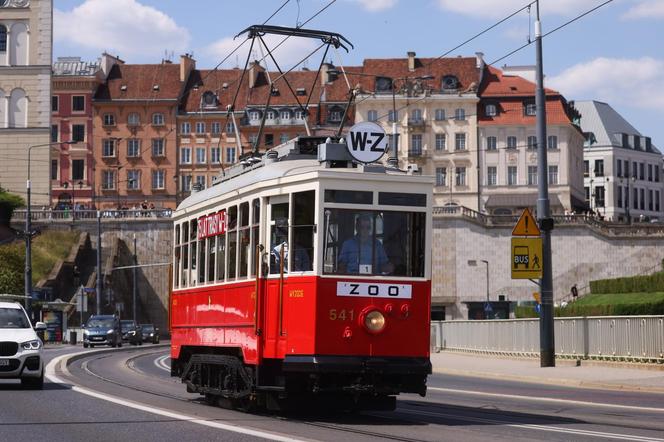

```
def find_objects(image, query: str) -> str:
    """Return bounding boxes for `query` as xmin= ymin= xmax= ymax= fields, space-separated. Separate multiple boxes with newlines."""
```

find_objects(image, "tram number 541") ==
xmin=337 ymin=282 xmax=412 ymax=299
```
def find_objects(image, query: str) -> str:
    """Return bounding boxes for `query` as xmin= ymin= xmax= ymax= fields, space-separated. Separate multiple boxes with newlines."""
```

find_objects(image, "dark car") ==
xmin=140 ymin=324 xmax=160 ymax=344
xmin=121 ymin=320 xmax=142 ymax=345
xmin=83 ymin=315 xmax=122 ymax=348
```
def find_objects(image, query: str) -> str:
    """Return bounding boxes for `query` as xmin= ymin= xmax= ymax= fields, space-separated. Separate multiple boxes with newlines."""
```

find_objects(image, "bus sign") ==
xmin=345 ymin=121 xmax=388 ymax=164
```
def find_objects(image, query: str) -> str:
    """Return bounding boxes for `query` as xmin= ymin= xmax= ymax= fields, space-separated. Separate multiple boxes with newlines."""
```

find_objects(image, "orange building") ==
xmin=91 ymin=54 xmax=194 ymax=209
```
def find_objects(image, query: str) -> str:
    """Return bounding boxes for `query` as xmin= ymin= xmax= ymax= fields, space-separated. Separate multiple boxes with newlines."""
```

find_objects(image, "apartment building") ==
xmin=92 ymin=54 xmax=193 ymax=209
xmin=477 ymin=66 xmax=586 ymax=215
xmin=0 ymin=0 xmax=52 ymax=205
xmin=51 ymin=57 xmax=101 ymax=208
xmin=354 ymin=52 xmax=483 ymax=209
xmin=575 ymin=100 xmax=662 ymax=222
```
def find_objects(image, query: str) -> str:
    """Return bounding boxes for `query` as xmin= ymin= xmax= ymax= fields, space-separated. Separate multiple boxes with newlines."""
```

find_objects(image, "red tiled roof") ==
xmin=94 ymin=63 xmax=183 ymax=101
xmin=479 ymin=65 xmax=558 ymax=97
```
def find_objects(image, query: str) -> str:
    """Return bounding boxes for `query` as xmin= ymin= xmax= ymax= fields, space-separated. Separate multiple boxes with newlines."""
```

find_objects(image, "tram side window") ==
xmin=181 ymin=222 xmax=189 ymax=287
xmin=174 ymin=224 xmax=181 ymax=288
xmin=190 ymin=219 xmax=198 ymax=286
xmin=323 ymin=209 xmax=425 ymax=277
xmin=207 ymin=236 xmax=216 ymax=283
xmin=199 ymin=235 xmax=206 ymax=285
xmin=292 ymin=191 xmax=315 ymax=272
xmin=239 ymin=202 xmax=250 ymax=278
xmin=227 ymin=206 xmax=238 ymax=279
xmin=216 ymin=229 xmax=226 ymax=283
xmin=250 ymin=199 xmax=260 ymax=277
xmin=270 ymin=202 xmax=289 ymax=274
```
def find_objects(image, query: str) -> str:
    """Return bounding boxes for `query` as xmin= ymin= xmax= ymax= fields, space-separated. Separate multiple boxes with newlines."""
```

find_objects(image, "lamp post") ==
xmin=619 ymin=174 xmax=635 ymax=224
xmin=25 ymin=141 xmax=74 ymax=313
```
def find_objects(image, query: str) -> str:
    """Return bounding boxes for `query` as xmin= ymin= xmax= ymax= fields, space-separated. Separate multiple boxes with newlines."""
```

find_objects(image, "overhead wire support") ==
xmin=235 ymin=25 xmax=353 ymax=52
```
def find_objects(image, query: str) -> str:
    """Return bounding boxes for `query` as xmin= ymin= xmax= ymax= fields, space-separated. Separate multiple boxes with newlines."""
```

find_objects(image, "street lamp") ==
xmin=25 ymin=141 xmax=75 ymax=313
xmin=468 ymin=259 xmax=490 ymax=318
xmin=619 ymin=174 xmax=636 ymax=224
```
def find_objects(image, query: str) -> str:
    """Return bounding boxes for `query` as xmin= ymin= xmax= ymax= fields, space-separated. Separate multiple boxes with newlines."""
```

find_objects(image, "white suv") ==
xmin=0 ymin=301 xmax=47 ymax=389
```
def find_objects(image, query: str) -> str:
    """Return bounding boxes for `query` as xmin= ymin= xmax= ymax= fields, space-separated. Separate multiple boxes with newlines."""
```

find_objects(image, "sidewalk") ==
xmin=430 ymin=351 xmax=664 ymax=392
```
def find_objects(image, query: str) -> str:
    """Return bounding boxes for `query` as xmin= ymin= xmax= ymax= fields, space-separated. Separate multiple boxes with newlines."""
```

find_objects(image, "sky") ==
xmin=53 ymin=0 xmax=664 ymax=146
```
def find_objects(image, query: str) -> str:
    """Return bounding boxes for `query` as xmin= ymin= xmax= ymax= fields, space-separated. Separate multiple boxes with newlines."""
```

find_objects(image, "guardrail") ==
xmin=12 ymin=209 xmax=173 ymax=222
xmin=431 ymin=316 xmax=664 ymax=363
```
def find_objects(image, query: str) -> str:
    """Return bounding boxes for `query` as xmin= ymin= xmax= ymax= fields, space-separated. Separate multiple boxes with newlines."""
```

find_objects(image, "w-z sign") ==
xmin=345 ymin=121 xmax=388 ymax=163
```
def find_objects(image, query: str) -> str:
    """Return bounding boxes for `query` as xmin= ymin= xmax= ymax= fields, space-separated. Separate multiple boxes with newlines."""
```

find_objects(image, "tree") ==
xmin=0 ymin=187 xmax=25 ymax=225
xmin=0 ymin=243 xmax=24 ymax=295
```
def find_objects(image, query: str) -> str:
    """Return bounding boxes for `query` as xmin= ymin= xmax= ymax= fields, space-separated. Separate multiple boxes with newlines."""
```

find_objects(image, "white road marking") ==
xmin=399 ymin=408 xmax=664 ymax=442
xmin=154 ymin=354 xmax=171 ymax=373
xmin=428 ymin=386 xmax=664 ymax=413
xmin=45 ymin=353 xmax=315 ymax=442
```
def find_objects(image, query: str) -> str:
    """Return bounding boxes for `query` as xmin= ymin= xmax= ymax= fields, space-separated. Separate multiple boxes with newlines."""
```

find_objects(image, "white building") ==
xmin=575 ymin=100 xmax=662 ymax=222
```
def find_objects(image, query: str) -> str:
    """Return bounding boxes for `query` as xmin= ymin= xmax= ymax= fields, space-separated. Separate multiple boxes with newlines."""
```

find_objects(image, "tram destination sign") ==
xmin=345 ymin=121 xmax=388 ymax=164
xmin=198 ymin=210 xmax=226 ymax=240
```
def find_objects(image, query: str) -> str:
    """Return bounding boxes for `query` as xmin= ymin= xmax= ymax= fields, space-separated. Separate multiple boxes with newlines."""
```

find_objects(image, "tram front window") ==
xmin=324 ymin=209 xmax=425 ymax=277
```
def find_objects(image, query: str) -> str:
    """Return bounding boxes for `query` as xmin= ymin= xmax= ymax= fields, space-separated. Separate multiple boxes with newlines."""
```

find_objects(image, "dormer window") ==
xmin=202 ymin=91 xmax=218 ymax=107
xmin=328 ymin=106 xmax=343 ymax=122
xmin=485 ymin=104 xmax=497 ymax=117
xmin=153 ymin=85 xmax=160 ymax=91
xmin=249 ymin=110 xmax=261 ymax=121
xmin=442 ymin=75 xmax=458 ymax=90
xmin=524 ymin=102 xmax=536 ymax=116
xmin=266 ymin=109 xmax=276 ymax=120
xmin=296 ymin=87 xmax=306 ymax=96
xmin=295 ymin=109 xmax=306 ymax=120
xmin=279 ymin=109 xmax=292 ymax=120
xmin=375 ymin=76 xmax=393 ymax=93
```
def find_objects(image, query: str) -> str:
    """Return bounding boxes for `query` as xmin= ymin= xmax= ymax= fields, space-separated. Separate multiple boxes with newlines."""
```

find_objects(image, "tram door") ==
xmin=264 ymin=196 xmax=290 ymax=357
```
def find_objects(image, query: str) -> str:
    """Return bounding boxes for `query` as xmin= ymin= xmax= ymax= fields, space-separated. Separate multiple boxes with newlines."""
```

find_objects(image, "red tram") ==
xmin=170 ymin=137 xmax=433 ymax=410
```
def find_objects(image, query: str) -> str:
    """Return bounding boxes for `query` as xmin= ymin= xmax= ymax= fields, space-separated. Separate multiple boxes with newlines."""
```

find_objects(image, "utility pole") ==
xmin=96 ymin=210 xmax=102 ymax=315
xmin=535 ymin=0 xmax=555 ymax=367
xmin=133 ymin=233 xmax=137 ymax=322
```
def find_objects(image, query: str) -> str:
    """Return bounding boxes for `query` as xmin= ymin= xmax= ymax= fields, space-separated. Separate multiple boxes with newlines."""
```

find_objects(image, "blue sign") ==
xmin=535 ymin=303 xmax=541 ymax=315
xmin=484 ymin=302 xmax=493 ymax=313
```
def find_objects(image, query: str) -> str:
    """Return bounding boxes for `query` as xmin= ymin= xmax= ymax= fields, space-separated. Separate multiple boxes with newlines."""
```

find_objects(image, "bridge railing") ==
xmin=12 ymin=209 xmax=173 ymax=222
xmin=431 ymin=316 xmax=664 ymax=362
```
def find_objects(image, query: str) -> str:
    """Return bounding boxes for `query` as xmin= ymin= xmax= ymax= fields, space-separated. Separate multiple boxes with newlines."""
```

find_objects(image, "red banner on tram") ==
xmin=198 ymin=210 xmax=226 ymax=240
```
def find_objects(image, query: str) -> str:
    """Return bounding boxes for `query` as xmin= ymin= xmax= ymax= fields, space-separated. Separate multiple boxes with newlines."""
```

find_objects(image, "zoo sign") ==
xmin=345 ymin=121 xmax=388 ymax=164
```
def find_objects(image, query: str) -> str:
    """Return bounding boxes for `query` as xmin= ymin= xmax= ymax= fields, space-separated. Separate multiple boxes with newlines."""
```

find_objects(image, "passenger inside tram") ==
xmin=337 ymin=214 xmax=394 ymax=275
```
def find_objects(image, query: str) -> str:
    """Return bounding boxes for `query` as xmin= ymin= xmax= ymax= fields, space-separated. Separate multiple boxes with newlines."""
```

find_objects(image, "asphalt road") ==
xmin=1 ymin=345 xmax=663 ymax=442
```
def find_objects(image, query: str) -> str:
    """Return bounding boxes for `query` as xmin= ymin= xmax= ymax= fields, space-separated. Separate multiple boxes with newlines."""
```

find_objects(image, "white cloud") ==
xmin=436 ymin=0 xmax=602 ymax=19
xmin=54 ymin=0 xmax=190 ymax=58
xmin=623 ymin=0 xmax=664 ymax=19
xmin=204 ymin=34 xmax=320 ymax=70
xmin=350 ymin=0 xmax=398 ymax=12
xmin=548 ymin=57 xmax=664 ymax=109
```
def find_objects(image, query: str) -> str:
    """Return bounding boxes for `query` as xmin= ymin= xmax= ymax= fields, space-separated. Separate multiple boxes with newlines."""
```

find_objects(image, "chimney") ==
xmin=475 ymin=52 xmax=485 ymax=69
xmin=180 ymin=54 xmax=195 ymax=82
xmin=321 ymin=62 xmax=335 ymax=85
xmin=407 ymin=51 xmax=416 ymax=71
xmin=100 ymin=52 xmax=124 ymax=79
xmin=249 ymin=61 xmax=264 ymax=89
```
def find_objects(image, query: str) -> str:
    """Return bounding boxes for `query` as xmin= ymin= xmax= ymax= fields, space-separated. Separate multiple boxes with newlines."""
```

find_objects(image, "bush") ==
xmin=0 ymin=187 xmax=25 ymax=225
xmin=590 ymin=271 xmax=664 ymax=294
xmin=0 ymin=243 xmax=24 ymax=295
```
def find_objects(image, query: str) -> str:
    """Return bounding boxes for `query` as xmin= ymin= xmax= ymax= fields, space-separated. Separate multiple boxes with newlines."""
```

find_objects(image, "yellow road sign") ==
xmin=511 ymin=237 xmax=543 ymax=279
xmin=512 ymin=208 xmax=541 ymax=236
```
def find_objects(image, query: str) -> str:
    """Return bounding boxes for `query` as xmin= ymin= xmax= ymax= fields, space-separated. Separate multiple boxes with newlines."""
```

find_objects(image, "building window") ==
xmin=640 ymin=162 xmax=645 ymax=180
xmin=548 ymin=165 xmax=558 ymax=185
xmin=226 ymin=147 xmax=236 ymax=164
xmin=455 ymin=167 xmax=466 ymax=186
xmin=72 ymin=124 xmax=85 ymax=142
xmin=528 ymin=165 xmax=538 ymax=185
xmin=127 ymin=170 xmax=140 ymax=190
xmin=585 ymin=186 xmax=590 ymax=202
xmin=649 ymin=189 xmax=654 ymax=211
xmin=633 ymin=162 xmax=638 ymax=179
xmin=202 ymin=91 xmax=217 ymax=107
xmin=102 ymin=170 xmax=115 ymax=190
xmin=524 ymin=102 xmax=536 ymax=116
xmin=435 ymin=167 xmax=447 ymax=186
xmin=152 ymin=113 xmax=165 ymax=126
xmin=367 ymin=110 xmax=378 ymax=122
xmin=648 ymin=164 xmax=653 ymax=181
xmin=210 ymin=147 xmax=221 ymax=164
xmin=508 ymin=166 xmax=517 ymax=186
xmin=640 ymin=188 xmax=645 ymax=210
xmin=595 ymin=159 xmax=604 ymax=177
xmin=411 ymin=108 xmax=422 ymax=122
xmin=634 ymin=188 xmax=638 ymax=210
xmin=656 ymin=191 xmax=661 ymax=212
xmin=410 ymin=134 xmax=422 ymax=155
xmin=434 ymin=109 xmax=445 ymax=121
xmin=195 ymin=122 xmax=205 ymax=134
xmin=249 ymin=110 xmax=260 ymax=121
xmin=527 ymin=136 xmax=537 ymax=150
xmin=279 ymin=110 xmax=291 ymax=121
xmin=211 ymin=122 xmax=221 ymax=134
xmin=51 ymin=124 xmax=58 ymax=143
xmin=435 ymin=134 xmax=446 ymax=151
xmin=152 ymin=138 xmax=165 ymax=157
xmin=656 ymin=165 xmax=660 ymax=182
xmin=196 ymin=147 xmax=206 ymax=164
xmin=454 ymin=108 xmax=465 ymax=121
xmin=265 ymin=133 xmax=274 ymax=146
xmin=266 ymin=110 xmax=276 ymax=120
xmin=486 ymin=136 xmax=497 ymax=151
xmin=127 ymin=139 xmax=140 ymax=157
xmin=249 ymin=134 xmax=258 ymax=147
xmin=51 ymin=160 xmax=58 ymax=181
xmin=72 ymin=96 xmax=85 ymax=112
xmin=485 ymin=104 xmax=497 ymax=117
xmin=226 ymin=121 xmax=235 ymax=133
xmin=617 ymin=186 xmax=623 ymax=208
xmin=584 ymin=160 xmax=590 ymax=177
xmin=152 ymin=170 xmax=165 ymax=190
xmin=329 ymin=109 xmax=342 ymax=122
xmin=181 ymin=122 xmax=191 ymax=134
xmin=455 ymin=133 xmax=466 ymax=151
xmin=388 ymin=110 xmax=398 ymax=122
xmin=103 ymin=113 xmax=115 ymax=126
xmin=507 ymin=136 xmax=517 ymax=149
xmin=182 ymin=175 xmax=192 ymax=192
xmin=616 ymin=159 xmax=622 ymax=177
xmin=595 ymin=186 xmax=606 ymax=207
xmin=128 ymin=113 xmax=140 ymax=126
xmin=51 ymin=96 xmax=59 ymax=112
xmin=0 ymin=25 xmax=6 ymax=52
xmin=487 ymin=166 xmax=497 ymax=186
xmin=279 ymin=133 xmax=289 ymax=144
xmin=547 ymin=135 xmax=558 ymax=150
xmin=102 ymin=139 xmax=115 ymax=157
xmin=71 ymin=159 xmax=85 ymax=181
xmin=195 ymin=175 xmax=206 ymax=189
xmin=294 ymin=110 xmax=306 ymax=120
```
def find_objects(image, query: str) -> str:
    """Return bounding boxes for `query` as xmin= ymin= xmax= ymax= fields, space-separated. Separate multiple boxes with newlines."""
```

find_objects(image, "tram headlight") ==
xmin=363 ymin=310 xmax=386 ymax=333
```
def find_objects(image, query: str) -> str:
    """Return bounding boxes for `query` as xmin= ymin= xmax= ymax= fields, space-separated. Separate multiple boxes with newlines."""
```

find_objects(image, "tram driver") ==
xmin=338 ymin=214 xmax=394 ymax=275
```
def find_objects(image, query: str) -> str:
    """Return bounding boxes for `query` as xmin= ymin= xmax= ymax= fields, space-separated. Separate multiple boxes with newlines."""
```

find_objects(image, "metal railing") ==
xmin=431 ymin=316 xmax=664 ymax=362
xmin=12 ymin=209 xmax=173 ymax=222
